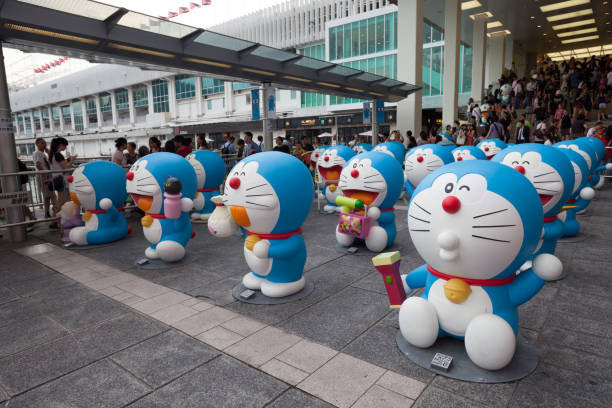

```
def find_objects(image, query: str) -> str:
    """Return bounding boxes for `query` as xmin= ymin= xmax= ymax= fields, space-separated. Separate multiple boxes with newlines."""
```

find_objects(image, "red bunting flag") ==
xmin=178 ymin=6 xmax=189 ymax=14
xmin=190 ymin=2 xmax=200 ymax=9
xmin=168 ymin=11 xmax=178 ymax=18
xmin=202 ymin=0 xmax=212 ymax=5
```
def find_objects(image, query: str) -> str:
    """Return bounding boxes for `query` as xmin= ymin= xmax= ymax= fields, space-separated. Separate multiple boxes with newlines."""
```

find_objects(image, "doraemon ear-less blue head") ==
xmin=452 ymin=146 xmax=487 ymax=162
xmin=186 ymin=150 xmax=226 ymax=189
xmin=581 ymin=136 xmax=606 ymax=164
xmin=373 ymin=141 xmax=406 ymax=164
xmin=554 ymin=140 xmax=597 ymax=172
xmin=492 ymin=144 xmax=574 ymax=217
xmin=555 ymin=147 xmax=589 ymax=198
xmin=339 ymin=151 xmax=404 ymax=209
xmin=353 ymin=143 xmax=373 ymax=154
xmin=409 ymin=160 xmax=543 ymax=279
xmin=69 ymin=161 xmax=127 ymax=210
xmin=404 ymin=144 xmax=454 ymax=189
xmin=477 ymin=138 xmax=507 ymax=159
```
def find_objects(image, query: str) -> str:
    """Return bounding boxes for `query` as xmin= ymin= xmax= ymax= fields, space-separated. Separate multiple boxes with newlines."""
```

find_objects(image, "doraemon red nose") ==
xmin=324 ymin=156 xmax=330 ymax=162
xmin=350 ymin=169 xmax=359 ymax=178
xmin=514 ymin=165 xmax=525 ymax=174
xmin=229 ymin=177 xmax=241 ymax=189
xmin=457 ymin=157 xmax=463 ymax=161
xmin=67 ymin=176 xmax=74 ymax=183
xmin=417 ymin=156 xmax=424 ymax=163
xmin=442 ymin=196 xmax=461 ymax=214
xmin=484 ymin=147 xmax=490 ymax=152
xmin=126 ymin=172 xmax=134 ymax=181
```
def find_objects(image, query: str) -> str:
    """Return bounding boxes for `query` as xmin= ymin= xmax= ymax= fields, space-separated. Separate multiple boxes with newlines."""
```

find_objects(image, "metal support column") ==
xmin=262 ymin=83 xmax=273 ymax=152
xmin=371 ymin=100 xmax=378 ymax=147
xmin=0 ymin=46 xmax=26 ymax=242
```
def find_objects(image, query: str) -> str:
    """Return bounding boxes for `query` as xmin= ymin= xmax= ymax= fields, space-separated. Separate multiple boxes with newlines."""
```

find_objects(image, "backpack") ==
xmin=221 ymin=142 xmax=230 ymax=155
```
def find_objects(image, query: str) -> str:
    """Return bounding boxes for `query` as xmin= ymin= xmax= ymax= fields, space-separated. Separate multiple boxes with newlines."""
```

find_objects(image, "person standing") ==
xmin=149 ymin=137 xmax=162 ymax=153
xmin=174 ymin=136 xmax=192 ymax=157
xmin=516 ymin=120 xmax=530 ymax=144
xmin=256 ymin=135 xmax=264 ymax=151
xmin=49 ymin=137 xmax=76 ymax=210
xmin=32 ymin=138 xmax=56 ymax=222
xmin=244 ymin=132 xmax=260 ymax=156
xmin=113 ymin=137 xmax=127 ymax=166
xmin=124 ymin=142 xmax=139 ymax=165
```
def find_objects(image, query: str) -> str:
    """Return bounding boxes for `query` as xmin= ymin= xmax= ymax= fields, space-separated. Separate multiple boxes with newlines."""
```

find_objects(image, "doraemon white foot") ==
xmin=465 ymin=314 xmax=516 ymax=370
xmin=212 ymin=152 xmax=314 ymax=299
xmin=68 ymin=227 xmax=89 ymax=246
xmin=156 ymin=241 xmax=186 ymax=263
xmin=145 ymin=246 xmax=160 ymax=260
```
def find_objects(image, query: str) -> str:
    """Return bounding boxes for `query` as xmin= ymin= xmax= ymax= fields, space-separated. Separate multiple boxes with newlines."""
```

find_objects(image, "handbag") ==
xmin=337 ymin=205 xmax=370 ymax=239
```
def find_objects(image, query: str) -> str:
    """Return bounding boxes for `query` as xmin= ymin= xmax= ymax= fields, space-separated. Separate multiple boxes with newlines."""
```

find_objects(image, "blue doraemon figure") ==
xmin=318 ymin=145 xmax=356 ymax=212
xmin=186 ymin=150 xmax=226 ymax=221
xmin=399 ymin=160 xmax=562 ymax=370
xmin=403 ymin=144 xmax=454 ymax=194
xmin=555 ymin=147 xmax=593 ymax=237
xmin=493 ymin=144 xmax=574 ymax=255
xmin=336 ymin=151 xmax=404 ymax=252
xmin=373 ymin=141 xmax=406 ymax=164
xmin=353 ymin=143 xmax=373 ymax=154
xmin=452 ymin=146 xmax=487 ymax=162
xmin=580 ymin=136 xmax=612 ymax=189
xmin=555 ymin=139 xmax=599 ymax=214
xmin=67 ymin=161 xmax=128 ymax=245
xmin=212 ymin=152 xmax=314 ymax=298
xmin=477 ymin=138 xmax=508 ymax=160
xmin=126 ymin=152 xmax=197 ymax=262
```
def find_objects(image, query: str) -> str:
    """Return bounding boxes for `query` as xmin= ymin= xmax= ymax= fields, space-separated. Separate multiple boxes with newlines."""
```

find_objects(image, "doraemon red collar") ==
xmin=86 ymin=206 xmax=124 ymax=214
xmin=246 ymin=228 xmax=302 ymax=240
xmin=427 ymin=265 xmax=515 ymax=286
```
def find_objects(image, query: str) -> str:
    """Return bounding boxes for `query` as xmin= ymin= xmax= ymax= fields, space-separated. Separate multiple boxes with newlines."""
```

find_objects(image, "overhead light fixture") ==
xmin=368 ymin=92 xmax=384 ymax=97
xmin=240 ymin=67 xmax=276 ymax=76
xmin=540 ymin=0 xmax=590 ymax=13
xmin=546 ymin=9 xmax=593 ymax=22
xmin=3 ymin=24 xmax=99 ymax=45
xmin=183 ymin=57 xmax=231 ymax=68
xmin=282 ymin=75 xmax=311 ymax=83
xmin=552 ymin=18 xmax=596 ymax=30
xmin=530 ymin=16 xmax=535 ymax=19
xmin=557 ymin=27 xmax=598 ymax=37
xmin=461 ymin=1 xmax=482 ymax=10
xmin=487 ymin=21 xmax=502 ymax=28
xmin=107 ymin=43 xmax=174 ymax=58
xmin=469 ymin=11 xmax=493 ymax=19
xmin=487 ymin=29 xmax=511 ymax=37
xmin=316 ymin=81 xmax=341 ymax=88
xmin=537 ymin=25 xmax=542 ymax=28
xmin=561 ymin=34 xmax=599 ymax=43
xmin=345 ymin=87 xmax=365 ymax=93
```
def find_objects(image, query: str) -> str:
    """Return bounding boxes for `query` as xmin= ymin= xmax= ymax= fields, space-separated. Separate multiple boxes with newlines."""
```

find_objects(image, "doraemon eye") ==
xmin=522 ymin=161 xmax=530 ymax=165
xmin=431 ymin=173 xmax=458 ymax=199
xmin=352 ymin=162 xmax=358 ymax=168
xmin=455 ymin=174 xmax=487 ymax=203
xmin=445 ymin=182 xmax=454 ymax=193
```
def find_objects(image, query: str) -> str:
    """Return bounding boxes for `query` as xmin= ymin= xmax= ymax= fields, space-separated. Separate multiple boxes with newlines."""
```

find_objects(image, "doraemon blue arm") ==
xmin=493 ymin=144 xmax=574 ymax=255
xmin=213 ymin=152 xmax=314 ymax=298
xmin=373 ymin=141 xmax=406 ymax=165
xmin=403 ymin=144 xmax=454 ymax=196
xmin=126 ymin=152 xmax=197 ymax=263
xmin=186 ymin=150 xmax=226 ymax=221
xmin=398 ymin=161 xmax=561 ymax=370
xmin=336 ymin=151 xmax=404 ymax=252
xmin=67 ymin=161 xmax=128 ymax=245
xmin=452 ymin=146 xmax=487 ymax=162
xmin=318 ymin=146 xmax=356 ymax=212
xmin=477 ymin=138 xmax=507 ymax=160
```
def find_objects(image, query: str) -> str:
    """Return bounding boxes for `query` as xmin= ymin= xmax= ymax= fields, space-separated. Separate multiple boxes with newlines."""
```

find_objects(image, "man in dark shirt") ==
xmin=273 ymin=136 xmax=290 ymax=153
xmin=244 ymin=132 xmax=261 ymax=156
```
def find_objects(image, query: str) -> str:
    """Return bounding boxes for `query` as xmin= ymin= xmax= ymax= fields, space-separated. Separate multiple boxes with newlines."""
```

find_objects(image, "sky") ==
xmin=4 ymin=0 xmax=286 ymax=70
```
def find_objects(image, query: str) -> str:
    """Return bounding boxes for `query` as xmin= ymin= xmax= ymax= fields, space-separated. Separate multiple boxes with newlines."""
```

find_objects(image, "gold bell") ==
xmin=443 ymin=278 xmax=472 ymax=304
xmin=245 ymin=234 xmax=261 ymax=251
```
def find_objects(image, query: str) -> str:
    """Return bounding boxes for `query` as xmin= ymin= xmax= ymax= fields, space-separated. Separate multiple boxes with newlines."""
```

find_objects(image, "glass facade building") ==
xmin=86 ymin=98 xmax=97 ymax=115
xmin=133 ymin=87 xmax=148 ymax=107
xmin=175 ymin=75 xmax=196 ymax=100
xmin=297 ymin=44 xmax=327 ymax=108
xmin=99 ymin=92 xmax=112 ymax=112
xmin=115 ymin=88 xmax=129 ymax=110
xmin=72 ymin=100 xmax=83 ymax=131
xmin=201 ymin=77 xmax=224 ymax=95
xmin=151 ymin=79 xmax=169 ymax=113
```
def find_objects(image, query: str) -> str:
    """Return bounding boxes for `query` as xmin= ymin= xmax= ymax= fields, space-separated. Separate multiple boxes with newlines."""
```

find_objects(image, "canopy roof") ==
xmin=0 ymin=0 xmax=420 ymax=102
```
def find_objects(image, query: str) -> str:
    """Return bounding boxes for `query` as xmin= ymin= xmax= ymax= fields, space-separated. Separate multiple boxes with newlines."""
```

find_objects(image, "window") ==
xmin=52 ymin=106 xmax=60 ymax=120
xmin=275 ymin=89 xmax=281 ymax=102
xmin=329 ymin=26 xmax=336 ymax=60
xmin=24 ymin=113 xmax=32 ymax=136
xmin=233 ymin=82 xmax=257 ymax=90
xmin=343 ymin=23 xmax=351 ymax=58
xmin=42 ymin=109 xmax=49 ymax=120
xmin=133 ymin=87 xmax=148 ymax=107
xmin=175 ymin=75 xmax=196 ymax=100
xmin=99 ymin=92 xmax=112 ymax=112
xmin=61 ymin=105 xmax=71 ymax=119
xmin=201 ymin=77 xmax=224 ymax=95
xmin=115 ymin=88 xmax=129 ymax=110
xmin=367 ymin=17 xmax=375 ymax=54
xmin=151 ymin=79 xmax=169 ymax=113
xmin=352 ymin=22 xmax=359 ymax=57
xmin=86 ymin=98 xmax=97 ymax=115
xmin=245 ymin=94 xmax=251 ymax=104
xmin=461 ymin=45 xmax=473 ymax=94
xmin=290 ymin=90 xmax=297 ymax=100
xmin=375 ymin=15 xmax=384 ymax=53
xmin=72 ymin=100 xmax=83 ymax=131
xmin=207 ymin=99 xmax=212 ymax=110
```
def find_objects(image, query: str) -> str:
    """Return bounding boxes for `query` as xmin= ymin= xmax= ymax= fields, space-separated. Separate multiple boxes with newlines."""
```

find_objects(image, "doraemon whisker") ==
xmin=245 ymin=201 xmax=271 ymax=207
xmin=472 ymin=225 xmax=516 ymax=228
xmin=245 ymin=193 xmax=272 ymax=197
xmin=409 ymin=214 xmax=430 ymax=224
xmin=410 ymin=229 xmax=430 ymax=232
xmin=533 ymin=171 xmax=556 ymax=178
xmin=535 ymin=187 xmax=559 ymax=193
xmin=533 ymin=180 xmax=561 ymax=184
xmin=413 ymin=202 xmax=431 ymax=215
xmin=363 ymin=174 xmax=381 ymax=179
xmin=472 ymin=234 xmax=510 ymax=243
xmin=246 ymin=183 xmax=268 ymax=191
xmin=473 ymin=208 xmax=508 ymax=218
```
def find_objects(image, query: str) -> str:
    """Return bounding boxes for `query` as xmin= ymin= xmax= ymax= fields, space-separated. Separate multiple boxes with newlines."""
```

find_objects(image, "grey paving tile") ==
xmin=0 ymin=298 xmax=41 ymax=328
xmin=73 ymin=313 xmax=168 ymax=361
xmin=432 ymin=376 xmax=516 ymax=408
xmin=509 ymin=382 xmax=597 ymax=408
xmin=0 ymin=315 xmax=68 ymax=358
xmin=0 ymin=335 xmax=93 ymax=395
xmin=267 ymin=388 xmax=334 ymax=408
xmin=5 ymin=273 xmax=75 ymax=297
xmin=547 ymin=310 xmax=612 ymax=339
xmin=279 ymin=286 xmax=389 ymax=349
xmin=539 ymin=327 xmax=612 ymax=359
xmin=0 ymin=286 xmax=18 ymax=306
xmin=518 ymin=285 xmax=557 ymax=331
xmin=127 ymin=355 xmax=288 ymax=408
xmin=413 ymin=386 xmax=487 ymax=408
xmin=352 ymin=384 xmax=414 ymax=408
xmin=187 ymin=276 xmax=242 ymax=306
xmin=111 ymin=330 xmax=219 ymax=388
xmin=342 ymin=319 xmax=435 ymax=383
xmin=550 ymin=289 xmax=612 ymax=325
xmin=536 ymin=343 xmax=612 ymax=380
xmin=4 ymin=359 xmax=150 ymax=408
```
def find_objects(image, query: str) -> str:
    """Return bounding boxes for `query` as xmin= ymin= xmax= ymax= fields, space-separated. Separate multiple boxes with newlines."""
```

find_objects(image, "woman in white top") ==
xmin=49 ymin=137 xmax=76 ymax=209
xmin=113 ymin=137 xmax=128 ymax=166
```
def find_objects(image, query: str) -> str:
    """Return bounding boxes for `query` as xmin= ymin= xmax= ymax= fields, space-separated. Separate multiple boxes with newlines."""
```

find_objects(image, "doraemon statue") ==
xmin=399 ymin=161 xmax=561 ymax=370
xmin=452 ymin=146 xmax=487 ymax=162
xmin=310 ymin=145 xmax=328 ymax=176
xmin=477 ymin=139 xmax=507 ymax=160
xmin=67 ymin=161 xmax=128 ymax=245
xmin=353 ymin=143 xmax=373 ymax=154
xmin=211 ymin=152 xmax=314 ymax=298
xmin=403 ymin=144 xmax=454 ymax=194
xmin=186 ymin=150 xmax=226 ymax=221
xmin=373 ymin=141 xmax=406 ymax=165
xmin=493 ymin=144 xmax=574 ymax=255
xmin=555 ymin=147 xmax=593 ymax=237
xmin=580 ymin=136 xmax=612 ymax=189
xmin=126 ymin=152 xmax=197 ymax=262
xmin=555 ymin=139 xmax=599 ymax=214
xmin=501 ymin=84 xmax=512 ymax=104
xmin=318 ymin=146 xmax=356 ymax=212
xmin=336 ymin=151 xmax=404 ymax=252
xmin=438 ymin=133 xmax=455 ymax=147
xmin=480 ymin=103 xmax=489 ymax=126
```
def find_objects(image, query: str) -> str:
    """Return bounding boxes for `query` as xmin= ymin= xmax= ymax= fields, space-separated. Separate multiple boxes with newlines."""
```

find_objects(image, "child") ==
xmin=58 ymin=201 xmax=83 ymax=243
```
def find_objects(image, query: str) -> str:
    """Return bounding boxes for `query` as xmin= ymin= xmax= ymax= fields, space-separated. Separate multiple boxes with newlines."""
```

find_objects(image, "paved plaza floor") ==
xmin=1 ymin=186 xmax=611 ymax=407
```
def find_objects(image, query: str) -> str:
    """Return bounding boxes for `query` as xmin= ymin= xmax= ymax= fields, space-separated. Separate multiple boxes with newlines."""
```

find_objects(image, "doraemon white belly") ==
xmin=325 ymin=185 xmax=342 ymax=204
xmin=244 ymin=247 xmax=273 ymax=276
xmin=144 ymin=219 xmax=162 ymax=245
xmin=85 ymin=213 xmax=98 ymax=232
xmin=427 ymin=279 xmax=493 ymax=336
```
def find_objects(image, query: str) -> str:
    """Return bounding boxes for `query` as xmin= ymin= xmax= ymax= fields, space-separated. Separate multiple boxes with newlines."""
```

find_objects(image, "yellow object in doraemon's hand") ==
xmin=245 ymin=234 xmax=261 ymax=251
xmin=82 ymin=211 xmax=92 ymax=222
xmin=443 ymin=278 xmax=472 ymax=304
xmin=141 ymin=215 xmax=154 ymax=228
xmin=329 ymin=184 xmax=337 ymax=192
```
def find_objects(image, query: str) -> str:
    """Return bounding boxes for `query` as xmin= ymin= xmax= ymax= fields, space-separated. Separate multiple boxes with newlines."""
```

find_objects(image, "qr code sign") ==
xmin=431 ymin=352 xmax=453 ymax=371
